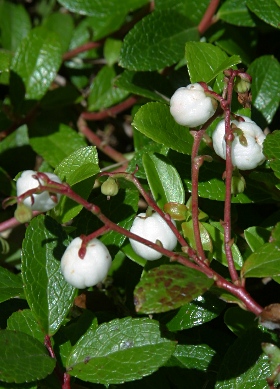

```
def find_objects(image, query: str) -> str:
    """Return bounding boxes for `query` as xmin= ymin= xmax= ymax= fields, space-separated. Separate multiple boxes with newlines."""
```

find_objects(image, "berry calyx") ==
xmin=129 ymin=212 xmax=177 ymax=261
xmin=60 ymin=237 xmax=112 ymax=289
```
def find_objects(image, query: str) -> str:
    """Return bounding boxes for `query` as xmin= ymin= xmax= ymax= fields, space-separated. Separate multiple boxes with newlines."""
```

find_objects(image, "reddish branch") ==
xmin=198 ymin=0 xmax=220 ymax=35
xmin=77 ymin=116 xmax=127 ymax=164
xmin=62 ymin=41 xmax=103 ymax=61
xmin=80 ymin=96 xmax=138 ymax=121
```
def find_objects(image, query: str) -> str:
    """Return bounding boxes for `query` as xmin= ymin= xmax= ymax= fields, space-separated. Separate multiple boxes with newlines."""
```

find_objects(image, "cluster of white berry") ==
xmin=170 ymin=83 xmax=266 ymax=170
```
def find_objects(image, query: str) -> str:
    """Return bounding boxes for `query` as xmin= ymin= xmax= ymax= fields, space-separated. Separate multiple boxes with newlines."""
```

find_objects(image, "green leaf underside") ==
xmin=143 ymin=153 xmax=185 ymax=208
xmin=0 ymin=267 xmax=23 ymax=303
xmin=120 ymin=11 xmax=199 ymax=71
xmin=21 ymin=215 xmax=75 ymax=336
xmin=132 ymin=102 xmax=194 ymax=155
xmin=0 ymin=330 xmax=55 ymax=383
xmin=134 ymin=264 xmax=214 ymax=314
xmin=242 ymin=241 xmax=280 ymax=278
xmin=67 ymin=317 xmax=175 ymax=384
xmin=11 ymin=27 xmax=63 ymax=100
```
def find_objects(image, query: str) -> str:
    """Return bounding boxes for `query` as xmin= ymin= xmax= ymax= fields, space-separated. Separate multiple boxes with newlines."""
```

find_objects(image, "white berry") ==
xmin=170 ymin=83 xmax=217 ymax=127
xmin=16 ymin=170 xmax=62 ymax=212
xmin=129 ymin=212 xmax=177 ymax=261
xmin=60 ymin=237 xmax=112 ymax=289
xmin=212 ymin=116 xmax=266 ymax=170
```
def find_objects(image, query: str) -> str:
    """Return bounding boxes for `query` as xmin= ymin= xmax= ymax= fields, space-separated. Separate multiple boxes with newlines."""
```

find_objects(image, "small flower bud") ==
xmin=163 ymin=202 xmax=188 ymax=221
xmin=14 ymin=202 xmax=33 ymax=223
xmin=101 ymin=178 xmax=119 ymax=197
xmin=231 ymin=170 xmax=246 ymax=195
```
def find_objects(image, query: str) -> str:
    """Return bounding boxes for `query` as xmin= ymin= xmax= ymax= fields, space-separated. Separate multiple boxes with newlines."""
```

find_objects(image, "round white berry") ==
xmin=16 ymin=170 xmax=62 ymax=212
xmin=212 ymin=116 xmax=266 ymax=170
xmin=129 ymin=212 xmax=177 ymax=261
xmin=60 ymin=237 xmax=112 ymax=289
xmin=170 ymin=83 xmax=217 ymax=127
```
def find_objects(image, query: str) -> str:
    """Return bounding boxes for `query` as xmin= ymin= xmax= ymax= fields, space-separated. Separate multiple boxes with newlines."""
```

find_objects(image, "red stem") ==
xmin=62 ymin=41 xmax=103 ymax=61
xmin=81 ymin=96 xmax=138 ymax=121
xmin=0 ymin=211 xmax=41 ymax=232
xmin=198 ymin=0 xmax=220 ymax=35
xmin=78 ymin=117 xmax=127 ymax=164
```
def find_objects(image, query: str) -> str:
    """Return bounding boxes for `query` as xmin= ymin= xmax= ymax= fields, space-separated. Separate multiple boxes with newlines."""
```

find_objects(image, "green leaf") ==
xmin=264 ymin=131 xmax=280 ymax=180
xmin=119 ymin=11 xmax=199 ymax=71
xmin=57 ymin=0 xmax=148 ymax=16
xmin=247 ymin=0 xmax=280 ymax=29
xmin=66 ymin=317 xmax=175 ymax=384
xmin=215 ymin=328 xmax=272 ymax=389
xmin=0 ymin=330 xmax=55 ymax=383
xmin=155 ymin=0 xmax=210 ymax=25
xmin=21 ymin=215 xmax=76 ymax=336
xmin=185 ymin=41 xmax=233 ymax=84
xmin=0 ymin=267 xmax=23 ymax=303
xmin=143 ymin=153 xmax=185 ymax=208
xmin=247 ymin=56 xmax=280 ymax=124
xmin=29 ymin=123 xmax=87 ymax=168
xmin=42 ymin=12 xmax=74 ymax=53
xmin=115 ymin=70 xmax=173 ymax=103
xmin=53 ymin=146 xmax=100 ymax=223
xmin=241 ymin=241 xmax=280 ymax=278
xmin=0 ymin=49 xmax=12 ymax=85
xmin=11 ymin=26 xmax=63 ymax=100
xmin=132 ymin=102 xmax=194 ymax=154
xmin=224 ymin=307 xmax=258 ymax=337
xmin=88 ymin=65 xmax=129 ymax=111
xmin=165 ymin=292 xmax=226 ymax=331
xmin=104 ymin=38 xmax=122 ymax=66
xmin=0 ymin=1 xmax=31 ymax=51
xmin=217 ymin=0 xmax=256 ymax=27
xmin=244 ymin=226 xmax=271 ymax=252
xmin=7 ymin=310 xmax=45 ymax=344
xmin=134 ymin=264 xmax=214 ymax=314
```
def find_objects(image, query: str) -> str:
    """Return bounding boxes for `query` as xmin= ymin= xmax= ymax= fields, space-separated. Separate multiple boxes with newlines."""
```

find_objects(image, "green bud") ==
xmin=234 ymin=78 xmax=251 ymax=94
xmin=163 ymin=202 xmax=188 ymax=221
xmin=14 ymin=202 xmax=33 ymax=223
xmin=101 ymin=178 xmax=119 ymax=197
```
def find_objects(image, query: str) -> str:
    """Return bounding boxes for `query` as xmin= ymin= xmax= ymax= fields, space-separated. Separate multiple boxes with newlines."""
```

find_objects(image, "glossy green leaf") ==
xmin=21 ymin=215 xmax=76 ymax=336
xmin=104 ymin=38 xmax=122 ymax=66
xmin=29 ymin=123 xmax=87 ymax=168
xmin=247 ymin=0 xmax=280 ymax=28
xmin=134 ymin=264 xmax=214 ymax=314
xmin=119 ymin=11 xmax=199 ymax=71
xmin=224 ymin=307 xmax=258 ymax=337
xmin=0 ymin=267 xmax=23 ymax=303
xmin=244 ymin=226 xmax=271 ymax=252
xmin=185 ymin=41 xmax=229 ymax=84
xmin=132 ymin=102 xmax=194 ymax=155
xmin=66 ymin=317 xmax=175 ymax=384
xmin=57 ymin=0 xmax=148 ymax=16
xmin=88 ymin=65 xmax=129 ymax=111
xmin=215 ymin=328 xmax=272 ymax=389
xmin=53 ymin=146 xmax=100 ymax=223
xmin=0 ymin=330 xmax=55 ymax=383
xmin=11 ymin=27 xmax=63 ymax=100
xmin=155 ymin=0 xmax=210 ymax=25
xmin=263 ymin=131 xmax=280 ymax=180
xmin=143 ymin=153 xmax=185 ymax=208
xmin=0 ymin=1 xmax=31 ymax=51
xmin=7 ymin=310 xmax=45 ymax=344
xmin=262 ymin=343 xmax=280 ymax=385
xmin=115 ymin=70 xmax=172 ymax=102
xmin=247 ymin=56 xmax=280 ymax=123
xmin=241 ymin=241 xmax=280 ymax=278
xmin=42 ymin=12 xmax=74 ymax=53
xmin=165 ymin=292 xmax=226 ymax=331
xmin=217 ymin=0 xmax=256 ymax=27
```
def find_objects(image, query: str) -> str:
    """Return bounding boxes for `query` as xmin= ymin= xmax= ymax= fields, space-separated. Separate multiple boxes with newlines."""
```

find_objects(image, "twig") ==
xmin=198 ymin=0 xmax=220 ymax=35
xmin=62 ymin=41 xmax=103 ymax=61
